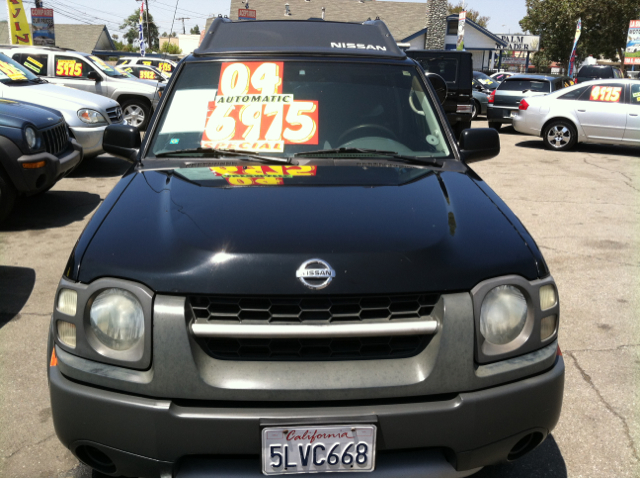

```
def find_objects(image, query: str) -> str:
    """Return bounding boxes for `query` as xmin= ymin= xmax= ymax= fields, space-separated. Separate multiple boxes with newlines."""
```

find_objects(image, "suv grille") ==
xmin=190 ymin=293 xmax=438 ymax=361
xmin=42 ymin=122 xmax=69 ymax=156
xmin=106 ymin=106 xmax=123 ymax=123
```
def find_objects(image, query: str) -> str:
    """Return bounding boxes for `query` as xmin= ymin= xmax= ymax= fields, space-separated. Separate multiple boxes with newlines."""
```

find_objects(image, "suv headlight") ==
xmin=480 ymin=285 xmax=527 ymax=345
xmin=23 ymin=125 xmax=41 ymax=150
xmin=77 ymin=109 xmax=107 ymax=125
xmin=90 ymin=288 xmax=144 ymax=351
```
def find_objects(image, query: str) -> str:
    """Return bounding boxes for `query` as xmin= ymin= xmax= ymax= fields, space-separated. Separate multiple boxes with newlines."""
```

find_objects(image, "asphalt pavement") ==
xmin=0 ymin=122 xmax=638 ymax=477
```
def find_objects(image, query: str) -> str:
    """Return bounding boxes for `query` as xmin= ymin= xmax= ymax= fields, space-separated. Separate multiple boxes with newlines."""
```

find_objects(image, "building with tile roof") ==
xmin=0 ymin=22 xmax=115 ymax=53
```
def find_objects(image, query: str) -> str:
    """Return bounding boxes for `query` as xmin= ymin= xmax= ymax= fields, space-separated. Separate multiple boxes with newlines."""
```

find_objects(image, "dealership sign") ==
xmin=31 ymin=8 xmax=55 ymax=46
xmin=238 ymin=8 xmax=256 ymax=20
xmin=495 ymin=34 xmax=540 ymax=52
xmin=624 ymin=20 xmax=640 ymax=65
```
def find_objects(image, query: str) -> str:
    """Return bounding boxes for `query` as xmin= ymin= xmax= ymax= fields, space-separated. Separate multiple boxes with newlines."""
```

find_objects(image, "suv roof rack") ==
xmin=0 ymin=44 xmax=75 ymax=52
xmin=195 ymin=18 xmax=405 ymax=59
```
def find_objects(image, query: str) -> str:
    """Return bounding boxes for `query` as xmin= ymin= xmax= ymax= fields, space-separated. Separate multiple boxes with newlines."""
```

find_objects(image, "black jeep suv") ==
xmin=0 ymin=99 xmax=81 ymax=221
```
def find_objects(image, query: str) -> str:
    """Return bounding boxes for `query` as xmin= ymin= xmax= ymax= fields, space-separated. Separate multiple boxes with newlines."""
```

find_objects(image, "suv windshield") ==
xmin=0 ymin=53 xmax=38 ymax=84
xmin=499 ymin=79 xmax=550 ymax=93
xmin=83 ymin=54 xmax=126 ymax=78
xmin=150 ymin=61 xmax=451 ymax=160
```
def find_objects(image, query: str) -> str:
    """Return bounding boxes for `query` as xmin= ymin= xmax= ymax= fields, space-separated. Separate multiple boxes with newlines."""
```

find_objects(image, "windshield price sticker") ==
xmin=56 ymin=59 xmax=82 ymax=77
xmin=89 ymin=55 xmax=116 ymax=73
xmin=24 ymin=56 xmax=43 ymax=73
xmin=0 ymin=61 xmax=27 ymax=81
xmin=210 ymin=165 xmax=317 ymax=186
xmin=140 ymin=70 xmax=157 ymax=80
xmin=590 ymin=86 xmax=622 ymax=103
xmin=158 ymin=62 xmax=173 ymax=72
xmin=202 ymin=62 xmax=319 ymax=153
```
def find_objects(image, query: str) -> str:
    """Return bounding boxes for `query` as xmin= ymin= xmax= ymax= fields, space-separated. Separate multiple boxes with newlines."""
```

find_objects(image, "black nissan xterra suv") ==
xmin=48 ymin=19 xmax=564 ymax=478
xmin=0 ymin=98 xmax=81 ymax=221
xmin=406 ymin=50 xmax=473 ymax=139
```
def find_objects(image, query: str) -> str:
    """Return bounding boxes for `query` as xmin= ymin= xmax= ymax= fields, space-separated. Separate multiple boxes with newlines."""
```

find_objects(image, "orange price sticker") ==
xmin=56 ymin=59 xmax=83 ymax=77
xmin=140 ymin=70 xmax=157 ymax=80
xmin=0 ymin=60 xmax=27 ymax=80
xmin=589 ymin=86 xmax=622 ymax=103
xmin=201 ymin=62 xmax=319 ymax=153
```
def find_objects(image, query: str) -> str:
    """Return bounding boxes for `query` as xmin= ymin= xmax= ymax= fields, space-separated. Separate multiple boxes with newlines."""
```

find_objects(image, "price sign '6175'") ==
xmin=201 ymin=62 xmax=318 ymax=153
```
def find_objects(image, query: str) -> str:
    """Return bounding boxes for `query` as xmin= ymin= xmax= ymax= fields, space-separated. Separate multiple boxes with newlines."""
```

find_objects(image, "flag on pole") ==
xmin=568 ymin=18 xmax=581 ymax=78
xmin=5 ymin=0 xmax=33 ymax=45
xmin=139 ymin=2 xmax=146 ymax=57
xmin=456 ymin=10 xmax=467 ymax=51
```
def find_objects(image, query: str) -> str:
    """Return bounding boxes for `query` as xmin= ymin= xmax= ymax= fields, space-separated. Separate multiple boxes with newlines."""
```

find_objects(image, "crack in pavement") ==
xmin=567 ymin=351 xmax=640 ymax=463
xmin=565 ymin=344 xmax=640 ymax=354
xmin=3 ymin=433 xmax=55 ymax=460
xmin=583 ymin=158 xmax=640 ymax=193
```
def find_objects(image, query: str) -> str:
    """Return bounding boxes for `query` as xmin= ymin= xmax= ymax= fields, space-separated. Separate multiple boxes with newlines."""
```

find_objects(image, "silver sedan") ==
xmin=513 ymin=79 xmax=640 ymax=151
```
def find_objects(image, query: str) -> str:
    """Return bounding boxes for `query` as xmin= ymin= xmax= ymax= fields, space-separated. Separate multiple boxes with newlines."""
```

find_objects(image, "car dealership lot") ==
xmin=0 ymin=123 xmax=638 ymax=477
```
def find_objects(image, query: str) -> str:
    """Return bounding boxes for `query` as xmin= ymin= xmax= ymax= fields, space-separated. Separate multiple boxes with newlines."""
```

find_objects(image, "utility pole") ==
xmin=35 ymin=0 xmax=43 ymax=7
xmin=176 ymin=17 xmax=190 ymax=35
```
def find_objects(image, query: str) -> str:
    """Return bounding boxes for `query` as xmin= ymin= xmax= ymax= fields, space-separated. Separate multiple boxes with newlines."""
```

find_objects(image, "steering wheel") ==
xmin=337 ymin=124 xmax=398 ymax=145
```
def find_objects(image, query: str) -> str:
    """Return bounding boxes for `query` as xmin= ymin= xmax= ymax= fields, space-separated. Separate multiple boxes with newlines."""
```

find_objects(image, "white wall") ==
xmin=177 ymin=34 xmax=201 ymax=55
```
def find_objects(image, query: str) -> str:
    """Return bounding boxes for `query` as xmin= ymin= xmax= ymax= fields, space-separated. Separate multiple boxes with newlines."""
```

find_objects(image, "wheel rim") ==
xmin=123 ymin=105 xmax=145 ymax=128
xmin=547 ymin=125 xmax=571 ymax=148
xmin=472 ymin=102 xmax=477 ymax=119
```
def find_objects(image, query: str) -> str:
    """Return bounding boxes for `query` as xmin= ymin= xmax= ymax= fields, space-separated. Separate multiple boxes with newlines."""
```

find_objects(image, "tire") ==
xmin=121 ymin=99 xmax=151 ymax=131
xmin=472 ymin=100 xmax=480 ymax=120
xmin=542 ymin=120 xmax=577 ymax=151
xmin=489 ymin=122 xmax=502 ymax=131
xmin=0 ymin=168 xmax=17 ymax=223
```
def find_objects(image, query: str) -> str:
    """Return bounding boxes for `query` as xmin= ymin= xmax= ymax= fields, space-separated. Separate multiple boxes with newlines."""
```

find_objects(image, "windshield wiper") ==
xmin=31 ymin=77 xmax=48 ymax=84
xmin=154 ymin=147 xmax=291 ymax=163
xmin=293 ymin=148 xmax=443 ymax=166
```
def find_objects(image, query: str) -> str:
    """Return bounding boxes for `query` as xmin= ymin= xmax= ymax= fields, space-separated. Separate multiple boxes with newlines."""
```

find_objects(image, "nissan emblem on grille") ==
xmin=296 ymin=259 xmax=335 ymax=289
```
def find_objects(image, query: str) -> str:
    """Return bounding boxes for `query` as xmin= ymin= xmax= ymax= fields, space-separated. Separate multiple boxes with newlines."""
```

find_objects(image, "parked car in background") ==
xmin=488 ymin=74 xmax=573 ymax=130
xmin=115 ymin=56 xmax=177 ymax=77
xmin=514 ymin=79 xmax=640 ymax=151
xmin=0 ymin=98 xmax=81 ymax=221
xmin=491 ymin=71 xmax=516 ymax=82
xmin=407 ymin=50 xmax=473 ymax=137
xmin=0 ymin=46 xmax=164 ymax=130
xmin=473 ymin=71 xmax=499 ymax=91
xmin=472 ymin=89 xmax=488 ymax=119
xmin=116 ymin=64 xmax=169 ymax=83
xmin=576 ymin=65 xmax=624 ymax=84
xmin=0 ymin=53 xmax=125 ymax=159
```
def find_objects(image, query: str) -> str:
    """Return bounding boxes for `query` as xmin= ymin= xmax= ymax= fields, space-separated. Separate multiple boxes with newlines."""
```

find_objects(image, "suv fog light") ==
xmin=90 ymin=288 xmax=144 ymax=351
xmin=539 ymin=284 xmax=557 ymax=310
xmin=57 ymin=289 xmax=77 ymax=316
xmin=480 ymin=285 xmax=528 ymax=345
xmin=57 ymin=320 xmax=76 ymax=348
xmin=541 ymin=315 xmax=557 ymax=340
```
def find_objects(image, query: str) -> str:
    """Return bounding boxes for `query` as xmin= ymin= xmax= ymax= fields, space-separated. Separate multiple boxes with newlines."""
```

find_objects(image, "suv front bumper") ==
xmin=14 ymin=139 xmax=82 ymax=194
xmin=49 ymin=355 xmax=564 ymax=477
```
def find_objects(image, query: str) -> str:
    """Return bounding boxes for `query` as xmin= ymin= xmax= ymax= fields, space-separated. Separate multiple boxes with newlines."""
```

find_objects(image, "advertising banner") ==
xmin=456 ymin=10 xmax=466 ymax=51
xmin=31 ymin=8 xmax=54 ymax=46
xmin=5 ymin=0 xmax=32 ymax=45
xmin=238 ymin=9 xmax=257 ymax=20
xmin=568 ymin=18 xmax=581 ymax=77
xmin=138 ymin=2 xmax=145 ymax=56
xmin=624 ymin=20 xmax=640 ymax=65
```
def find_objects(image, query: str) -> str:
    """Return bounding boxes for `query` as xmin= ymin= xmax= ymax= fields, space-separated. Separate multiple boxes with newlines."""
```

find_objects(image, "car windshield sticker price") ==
xmin=158 ymin=62 xmax=173 ymax=72
xmin=142 ymin=61 xmax=152 ymax=66
xmin=140 ymin=70 xmax=157 ymax=80
xmin=201 ymin=62 xmax=319 ymax=153
xmin=210 ymin=165 xmax=317 ymax=186
xmin=0 ymin=61 xmax=27 ymax=80
xmin=89 ymin=55 xmax=116 ymax=73
xmin=56 ymin=59 xmax=82 ymax=77
xmin=589 ymin=86 xmax=622 ymax=103
xmin=25 ymin=56 xmax=43 ymax=74
xmin=479 ymin=79 xmax=494 ymax=85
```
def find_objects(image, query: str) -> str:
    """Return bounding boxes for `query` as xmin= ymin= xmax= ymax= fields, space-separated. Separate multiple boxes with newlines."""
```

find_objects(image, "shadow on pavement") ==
xmin=515 ymin=140 xmax=545 ymax=150
xmin=0 ymin=191 xmax=102 ymax=232
xmin=69 ymin=155 xmax=131 ymax=179
xmin=472 ymin=434 xmax=567 ymax=478
xmin=516 ymin=139 xmax=640 ymax=158
xmin=0 ymin=265 xmax=36 ymax=328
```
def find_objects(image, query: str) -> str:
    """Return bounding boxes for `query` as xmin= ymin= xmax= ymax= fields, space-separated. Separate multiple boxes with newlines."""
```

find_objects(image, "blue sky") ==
xmin=2 ymin=0 xmax=527 ymax=39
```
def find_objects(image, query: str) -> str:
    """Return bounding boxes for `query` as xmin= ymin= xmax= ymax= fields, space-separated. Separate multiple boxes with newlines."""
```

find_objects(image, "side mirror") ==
xmin=425 ymin=73 xmax=448 ymax=105
xmin=87 ymin=71 xmax=102 ymax=82
xmin=459 ymin=128 xmax=500 ymax=163
xmin=103 ymin=124 xmax=141 ymax=163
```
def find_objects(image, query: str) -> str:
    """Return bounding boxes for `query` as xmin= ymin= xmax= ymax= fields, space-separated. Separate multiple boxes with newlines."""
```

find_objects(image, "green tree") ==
xmin=190 ymin=25 xmax=200 ymax=35
xmin=448 ymin=1 xmax=489 ymax=28
xmin=160 ymin=42 xmax=182 ymax=54
xmin=120 ymin=8 xmax=160 ymax=49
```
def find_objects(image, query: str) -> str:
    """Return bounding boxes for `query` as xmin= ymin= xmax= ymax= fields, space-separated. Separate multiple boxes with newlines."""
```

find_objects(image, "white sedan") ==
xmin=513 ymin=79 xmax=640 ymax=151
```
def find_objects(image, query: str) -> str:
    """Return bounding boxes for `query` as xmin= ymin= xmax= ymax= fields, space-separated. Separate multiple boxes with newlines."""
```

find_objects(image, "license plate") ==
xmin=510 ymin=110 xmax=518 ymax=117
xmin=262 ymin=425 xmax=377 ymax=475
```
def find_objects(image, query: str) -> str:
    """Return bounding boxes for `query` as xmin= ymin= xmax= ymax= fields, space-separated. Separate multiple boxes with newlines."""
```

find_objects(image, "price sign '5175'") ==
xmin=201 ymin=62 xmax=318 ymax=153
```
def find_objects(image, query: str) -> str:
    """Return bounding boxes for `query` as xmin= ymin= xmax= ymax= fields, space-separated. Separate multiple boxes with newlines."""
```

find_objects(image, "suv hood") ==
xmin=78 ymin=167 xmax=539 ymax=295
xmin=0 ymin=98 xmax=62 ymax=129
xmin=1 ymin=82 xmax=118 ymax=111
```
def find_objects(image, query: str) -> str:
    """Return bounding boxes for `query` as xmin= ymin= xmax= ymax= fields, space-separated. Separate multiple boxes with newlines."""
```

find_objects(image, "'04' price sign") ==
xmin=202 ymin=62 xmax=318 ymax=152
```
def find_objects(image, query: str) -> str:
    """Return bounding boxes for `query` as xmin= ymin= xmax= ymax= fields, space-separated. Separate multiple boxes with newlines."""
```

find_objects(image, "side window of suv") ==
xmin=54 ymin=55 xmax=95 ymax=79
xmin=12 ymin=53 xmax=48 ymax=76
